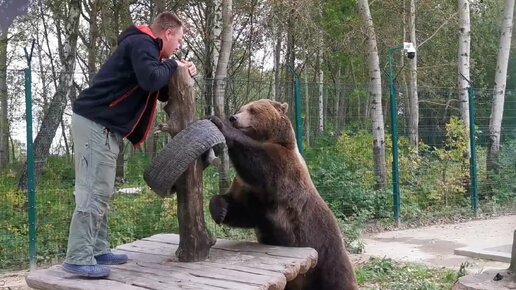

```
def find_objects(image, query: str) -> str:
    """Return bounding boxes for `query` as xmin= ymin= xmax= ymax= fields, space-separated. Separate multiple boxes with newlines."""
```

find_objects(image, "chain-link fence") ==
xmin=1 ymin=72 xmax=515 ymax=271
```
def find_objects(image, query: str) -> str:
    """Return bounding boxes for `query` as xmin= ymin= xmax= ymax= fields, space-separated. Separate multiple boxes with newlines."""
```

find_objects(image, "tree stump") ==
xmin=161 ymin=65 xmax=215 ymax=261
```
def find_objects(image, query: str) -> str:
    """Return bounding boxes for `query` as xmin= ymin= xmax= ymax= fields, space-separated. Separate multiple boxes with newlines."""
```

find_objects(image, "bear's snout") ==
xmin=229 ymin=115 xmax=237 ymax=123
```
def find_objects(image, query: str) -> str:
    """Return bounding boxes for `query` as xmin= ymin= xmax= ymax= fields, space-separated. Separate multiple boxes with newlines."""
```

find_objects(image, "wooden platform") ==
xmin=25 ymin=233 xmax=318 ymax=290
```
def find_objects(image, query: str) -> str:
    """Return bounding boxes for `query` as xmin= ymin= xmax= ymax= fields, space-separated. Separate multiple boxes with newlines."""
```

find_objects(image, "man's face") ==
xmin=161 ymin=26 xmax=183 ymax=58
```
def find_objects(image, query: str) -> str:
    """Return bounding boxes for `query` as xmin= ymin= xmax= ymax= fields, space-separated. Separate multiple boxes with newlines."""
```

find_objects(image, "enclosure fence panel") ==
xmin=1 ymin=75 xmax=515 ymax=271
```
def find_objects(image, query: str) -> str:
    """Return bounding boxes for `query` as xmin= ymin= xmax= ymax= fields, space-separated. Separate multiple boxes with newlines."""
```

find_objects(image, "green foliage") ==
xmin=332 ymin=117 xmax=482 ymax=219
xmin=0 ymin=186 xmax=27 ymax=270
xmin=355 ymin=257 xmax=458 ymax=289
xmin=488 ymin=138 xmax=516 ymax=202
xmin=39 ymin=155 xmax=75 ymax=187
xmin=418 ymin=117 xmax=470 ymax=208
xmin=305 ymin=132 xmax=391 ymax=218
xmin=337 ymin=212 xmax=371 ymax=254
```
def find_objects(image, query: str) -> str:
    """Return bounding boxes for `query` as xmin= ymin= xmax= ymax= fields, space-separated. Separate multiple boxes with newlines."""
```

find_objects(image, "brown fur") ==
xmin=208 ymin=99 xmax=358 ymax=290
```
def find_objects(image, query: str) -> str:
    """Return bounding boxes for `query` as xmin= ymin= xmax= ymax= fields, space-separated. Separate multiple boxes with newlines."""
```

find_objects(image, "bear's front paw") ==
xmin=209 ymin=195 xmax=228 ymax=224
xmin=206 ymin=115 xmax=225 ymax=131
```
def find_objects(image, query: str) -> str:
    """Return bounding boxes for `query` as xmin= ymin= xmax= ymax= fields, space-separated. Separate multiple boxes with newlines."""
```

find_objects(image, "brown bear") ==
xmin=208 ymin=99 xmax=358 ymax=290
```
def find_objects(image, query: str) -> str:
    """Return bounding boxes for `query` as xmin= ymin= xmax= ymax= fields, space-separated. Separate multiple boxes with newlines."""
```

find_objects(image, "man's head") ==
xmin=151 ymin=12 xmax=184 ymax=58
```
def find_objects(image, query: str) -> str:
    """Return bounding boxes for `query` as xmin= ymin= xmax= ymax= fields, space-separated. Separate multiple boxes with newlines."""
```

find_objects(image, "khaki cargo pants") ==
xmin=65 ymin=113 xmax=122 ymax=265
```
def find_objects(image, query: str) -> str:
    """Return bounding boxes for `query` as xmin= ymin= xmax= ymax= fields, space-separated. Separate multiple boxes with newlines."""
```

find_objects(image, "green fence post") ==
xmin=388 ymin=45 xmax=403 ymax=226
xmin=468 ymin=86 xmax=479 ymax=216
xmin=24 ymin=40 xmax=37 ymax=271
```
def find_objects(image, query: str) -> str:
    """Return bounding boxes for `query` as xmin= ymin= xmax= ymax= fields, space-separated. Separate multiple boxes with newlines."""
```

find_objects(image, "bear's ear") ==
xmin=280 ymin=102 xmax=289 ymax=114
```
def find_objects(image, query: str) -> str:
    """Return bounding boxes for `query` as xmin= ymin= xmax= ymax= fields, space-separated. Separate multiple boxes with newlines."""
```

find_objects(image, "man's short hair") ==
xmin=151 ymin=12 xmax=183 ymax=33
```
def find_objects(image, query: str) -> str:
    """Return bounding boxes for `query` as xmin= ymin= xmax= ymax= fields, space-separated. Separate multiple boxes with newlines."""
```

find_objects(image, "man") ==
xmin=63 ymin=12 xmax=196 ymax=278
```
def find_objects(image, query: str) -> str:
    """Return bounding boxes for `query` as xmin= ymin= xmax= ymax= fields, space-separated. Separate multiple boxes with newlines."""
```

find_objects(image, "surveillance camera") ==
xmin=403 ymin=42 xmax=416 ymax=59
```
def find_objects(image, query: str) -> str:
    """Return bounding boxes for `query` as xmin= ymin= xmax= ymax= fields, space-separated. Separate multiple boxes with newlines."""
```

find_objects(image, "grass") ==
xmin=355 ymin=257 xmax=459 ymax=290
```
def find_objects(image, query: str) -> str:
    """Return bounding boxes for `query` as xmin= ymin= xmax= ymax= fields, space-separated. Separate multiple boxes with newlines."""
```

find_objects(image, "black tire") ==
xmin=144 ymin=119 xmax=225 ymax=197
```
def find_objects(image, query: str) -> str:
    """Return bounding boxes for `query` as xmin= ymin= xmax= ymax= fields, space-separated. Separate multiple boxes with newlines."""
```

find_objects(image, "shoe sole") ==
xmin=96 ymin=260 xmax=127 ymax=265
xmin=62 ymin=265 xmax=110 ymax=278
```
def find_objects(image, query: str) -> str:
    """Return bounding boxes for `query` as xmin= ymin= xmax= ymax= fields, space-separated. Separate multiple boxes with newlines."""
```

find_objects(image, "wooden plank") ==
xmin=25 ymin=266 xmax=146 ymax=290
xmin=109 ymin=262 xmax=263 ymax=290
xmin=117 ymin=249 xmax=287 ymax=278
xmin=118 ymin=239 xmax=312 ymax=280
xmin=137 ymin=260 xmax=285 ymax=289
xmin=26 ymin=233 xmax=318 ymax=290
xmin=145 ymin=234 xmax=319 ymax=260
xmin=116 ymin=248 xmax=290 ymax=276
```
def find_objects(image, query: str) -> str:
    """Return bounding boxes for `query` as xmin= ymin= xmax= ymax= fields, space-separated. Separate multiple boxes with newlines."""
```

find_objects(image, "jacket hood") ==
xmin=118 ymin=25 xmax=163 ymax=52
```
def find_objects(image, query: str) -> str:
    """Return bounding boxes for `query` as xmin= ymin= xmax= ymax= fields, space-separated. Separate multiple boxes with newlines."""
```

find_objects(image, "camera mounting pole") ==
xmin=387 ymin=42 xmax=415 ymax=227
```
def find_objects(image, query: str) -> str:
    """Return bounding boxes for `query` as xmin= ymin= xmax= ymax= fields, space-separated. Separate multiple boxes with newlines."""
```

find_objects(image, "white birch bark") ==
xmin=487 ymin=0 xmax=515 ymax=172
xmin=214 ymin=0 xmax=233 ymax=194
xmin=458 ymin=0 xmax=471 ymax=156
xmin=408 ymin=0 xmax=419 ymax=149
xmin=358 ymin=0 xmax=387 ymax=189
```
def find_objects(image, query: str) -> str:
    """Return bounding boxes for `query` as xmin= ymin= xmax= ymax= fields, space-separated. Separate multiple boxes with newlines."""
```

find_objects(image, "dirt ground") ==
xmin=2 ymin=214 xmax=514 ymax=289
xmin=363 ymin=214 xmax=515 ymax=272
xmin=0 ymin=270 xmax=30 ymax=290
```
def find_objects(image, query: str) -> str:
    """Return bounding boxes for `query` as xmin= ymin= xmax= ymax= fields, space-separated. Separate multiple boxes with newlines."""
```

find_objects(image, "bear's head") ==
xmin=229 ymin=99 xmax=295 ymax=146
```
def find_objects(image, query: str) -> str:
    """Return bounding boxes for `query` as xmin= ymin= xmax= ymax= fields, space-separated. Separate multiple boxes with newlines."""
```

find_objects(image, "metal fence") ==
xmin=1 ymin=72 xmax=515 ymax=271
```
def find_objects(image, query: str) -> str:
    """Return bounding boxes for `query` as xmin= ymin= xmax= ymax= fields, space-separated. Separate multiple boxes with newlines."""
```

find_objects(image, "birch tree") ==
xmin=407 ymin=0 xmax=419 ymax=149
xmin=272 ymin=20 xmax=281 ymax=101
xmin=358 ymin=0 xmax=387 ymax=189
xmin=317 ymin=44 xmax=324 ymax=133
xmin=487 ymin=0 xmax=515 ymax=173
xmin=214 ymin=0 xmax=233 ymax=194
xmin=84 ymin=0 xmax=100 ymax=83
xmin=0 ymin=30 xmax=8 ymax=168
xmin=19 ymin=0 xmax=81 ymax=189
xmin=458 ymin=0 xmax=471 ymax=155
xmin=213 ymin=0 xmax=223 ymax=80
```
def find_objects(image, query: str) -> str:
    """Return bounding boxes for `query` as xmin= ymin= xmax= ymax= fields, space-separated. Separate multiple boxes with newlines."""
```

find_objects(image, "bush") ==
xmin=304 ymin=134 xmax=390 ymax=218
xmin=488 ymin=138 xmax=516 ymax=202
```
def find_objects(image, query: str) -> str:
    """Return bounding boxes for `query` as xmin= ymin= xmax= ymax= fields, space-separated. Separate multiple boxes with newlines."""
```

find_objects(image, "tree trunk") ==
xmin=358 ymin=0 xmax=387 ymax=190
xmin=458 ymin=0 xmax=471 ymax=157
xmin=214 ymin=0 xmax=233 ymax=195
xmin=155 ymin=0 xmax=166 ymax=16
xmin=335 ymin=66 xmax=342 ymax=134
xmin=303 ymin=53 xmax=310 ymax=146
xmin=487 ymin=0 xmax=515 ymax=173
xmin=165 ymin=66 xmax=214 ymax=261
xmin=318 ymin=50 xmax=324 ymax=134
xmin=87 ymin=0 xmax=99 ymax=83
xmin=272 ymin=24 xmax=281 ymax=101
xmin=0 ymin=30 xmax=8 ymax=168
xmin=19 ymin=0 xmax=81 ymax=190
xmin=101 ymin=0 xmax=119 ymax=51
xmin=119 ymin=0 xmax=132 ymax=29
xmin=286 ymin=9 xmax=295 ymax=104
xmin=408 ymin=0 xmax=419 ymax=150
xmin=213 ymin=0 xmax=222 ymax=76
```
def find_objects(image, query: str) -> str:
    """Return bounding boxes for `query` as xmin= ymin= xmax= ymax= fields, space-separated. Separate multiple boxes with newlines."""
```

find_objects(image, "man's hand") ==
xmin=177 ymin=60 xmax=197 ymax=77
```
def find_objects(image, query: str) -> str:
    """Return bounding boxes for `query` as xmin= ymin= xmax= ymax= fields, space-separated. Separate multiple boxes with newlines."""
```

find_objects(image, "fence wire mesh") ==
xmin=1 ymin=71 xmax=515 ymax=271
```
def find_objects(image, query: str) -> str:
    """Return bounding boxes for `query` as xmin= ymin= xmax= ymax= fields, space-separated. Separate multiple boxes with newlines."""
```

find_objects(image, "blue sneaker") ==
xmin=62 ymin=262 xmax=110 ymax=278
xmin=95 ymin=252 xmax=128 ymax=265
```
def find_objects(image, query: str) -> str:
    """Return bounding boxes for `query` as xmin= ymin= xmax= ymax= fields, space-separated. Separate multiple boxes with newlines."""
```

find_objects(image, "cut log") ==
xmin=163 ymin=66 xmax=214 ymax=261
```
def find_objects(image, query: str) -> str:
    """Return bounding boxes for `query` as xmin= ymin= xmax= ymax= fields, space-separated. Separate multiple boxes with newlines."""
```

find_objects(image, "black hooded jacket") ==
xmin=72 ymin=25 xmax=178 ymax=146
